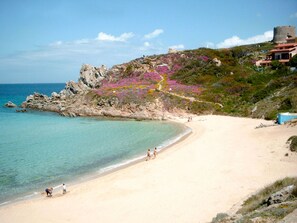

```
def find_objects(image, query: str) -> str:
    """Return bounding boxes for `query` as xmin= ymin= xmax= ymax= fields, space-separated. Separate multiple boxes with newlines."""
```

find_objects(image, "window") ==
xmin=281 ymin=53 xmax=289 ymax=59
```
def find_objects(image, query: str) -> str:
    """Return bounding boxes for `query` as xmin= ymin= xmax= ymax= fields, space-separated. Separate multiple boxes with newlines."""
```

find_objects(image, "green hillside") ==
xmin=94 ymin=42 xmax=297 ymax=120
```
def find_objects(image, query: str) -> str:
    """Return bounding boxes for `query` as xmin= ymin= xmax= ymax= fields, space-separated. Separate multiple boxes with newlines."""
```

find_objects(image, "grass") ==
xmin=241 ymin=202 xmax=297 ymax=222
xmin=237 ymin=177 xmax=297 ymax=215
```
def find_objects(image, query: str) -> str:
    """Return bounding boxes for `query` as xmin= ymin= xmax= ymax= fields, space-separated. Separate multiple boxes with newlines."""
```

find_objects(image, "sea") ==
xmin=0 ymin=83 xmax=190 ymax=205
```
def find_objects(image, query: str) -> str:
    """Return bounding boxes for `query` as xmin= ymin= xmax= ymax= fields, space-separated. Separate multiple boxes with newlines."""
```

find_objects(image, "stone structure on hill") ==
xmin=273 ymin=26 xmax=296 ymax=44
xmin=168 ymin=48 xmax=179 ymax=54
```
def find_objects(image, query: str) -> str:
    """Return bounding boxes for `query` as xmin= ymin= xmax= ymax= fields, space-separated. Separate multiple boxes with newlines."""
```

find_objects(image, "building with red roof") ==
xmin=256 ymin=42 xmax=297 ymax=67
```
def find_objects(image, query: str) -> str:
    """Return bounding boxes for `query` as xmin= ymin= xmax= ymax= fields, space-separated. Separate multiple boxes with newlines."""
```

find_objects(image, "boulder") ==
xmin=63 ymin=81 xmax=82 ymax=95
xmin=79 ymin=64 xmax=107 ymax=89
xmin=26 ymin=95 xmax=34 ymax=102
xmin=213 ymin=58 xmax=222 ymax=67
xmin=168 ymin=48 xmax=179 ymax=54
xmin=51 ymin=92 xmax=60 ymax=98
xmin=4 ymin=101 xmax=17 ymax=108
xmin=265 ymin=185 xmax=295 ymax=206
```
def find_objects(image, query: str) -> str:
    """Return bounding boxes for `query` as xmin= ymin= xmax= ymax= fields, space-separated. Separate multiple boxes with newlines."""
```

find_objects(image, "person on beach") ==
xmin=153 ymin=147 xmax=157 ymax=159
xmin=45 ymin=187 xmax=53 ymax=197
xmin=62 ymin=183 xmax=66 ymax=194
xmin=146 ymin=149 xmax=151 ymax=161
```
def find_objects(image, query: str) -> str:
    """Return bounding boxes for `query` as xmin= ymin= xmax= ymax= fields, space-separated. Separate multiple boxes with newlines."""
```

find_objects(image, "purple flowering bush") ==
xmin=161 ymin=75 xmax=201 ymax=97
xmin=142 ymin=72 xmax=161 ymax=83
xmin=95 ymin=75 xmax=157 ymax=105
xmin=156 ymin=65 xmax=170 ymax=74
xmin=94 ymin=52 xmax=203 ymax=106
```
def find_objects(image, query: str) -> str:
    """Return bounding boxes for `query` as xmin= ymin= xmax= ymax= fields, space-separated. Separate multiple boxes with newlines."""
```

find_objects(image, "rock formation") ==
xmin=21 ymin=63 xmax=172 ymax=120
xmin=22 ymin=64 xmax=107 ymax=116
xmin=212 ymin=58 xmax=222 ymax=66
xmin=79 ymin=64 xmax=107 ymax=89
xmin=4 ymin=101 xmax=17 ymax=108
xmin=265 ymin=185 xmax=296 ymax=206
xmin=211 ymin=183 xmax=297 ymax=223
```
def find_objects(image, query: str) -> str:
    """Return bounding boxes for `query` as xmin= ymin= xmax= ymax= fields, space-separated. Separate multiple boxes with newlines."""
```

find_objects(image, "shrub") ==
xmin=124 ymin=64 xmax=133 ymax=77
xmin=270 ymin=60 xmax=284 ymax=70
xmin=289 ymin=54 xmax=297 ymax=67
xmin=279 ymin=98 xmax=293 ymax=111
xmin=287 ymin=136 xmax=297 ymax=152
xmin=265 ymin=110 xmax=278 ymax=120
xmin=211 ymin=213 xmax=229 ymax=223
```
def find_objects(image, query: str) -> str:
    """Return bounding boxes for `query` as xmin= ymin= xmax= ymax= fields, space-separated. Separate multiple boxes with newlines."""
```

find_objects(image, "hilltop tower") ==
xmin=273 ymin=26 xmax=296 ymax=44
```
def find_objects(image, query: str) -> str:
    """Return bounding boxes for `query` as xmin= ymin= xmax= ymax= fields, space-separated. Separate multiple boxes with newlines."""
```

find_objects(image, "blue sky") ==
xmin=0 ymin=0 xmax=296 ymax=83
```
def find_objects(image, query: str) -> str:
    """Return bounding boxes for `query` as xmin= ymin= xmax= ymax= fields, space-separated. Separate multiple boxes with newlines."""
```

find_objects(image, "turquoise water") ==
xmin=0 ymin=84 xmax=188 ymax=205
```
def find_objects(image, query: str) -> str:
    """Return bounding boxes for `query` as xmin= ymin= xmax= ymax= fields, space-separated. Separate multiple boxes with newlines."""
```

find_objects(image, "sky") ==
xmin=0 ymin=0 xmax=296 ymax=83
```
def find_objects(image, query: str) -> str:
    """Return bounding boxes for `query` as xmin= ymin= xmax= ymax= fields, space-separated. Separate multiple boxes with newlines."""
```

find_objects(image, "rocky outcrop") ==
xmin=265 ymin=185 xmax=296 ymax=206
xmin=20 ymin=56 xmax=194 ymax=120
xmin=212 ymin=58 xmax=222 ymax=66
xmin=79 ymin=64 xmax=107 ymax=89
xmin=21 ymin=64 xmax=108 ymax=116
xmin=59 ymin=64 xmax=107 ymax=95
xmin=22 ymin=90 xmax=168 ymax=119
xmin=21 ymin=82 xmax=169 ymax=120
xmin=4 ymin=101 xmax=17 ymax=108
xmin=211 ymin=184 xmax=297 ymax=223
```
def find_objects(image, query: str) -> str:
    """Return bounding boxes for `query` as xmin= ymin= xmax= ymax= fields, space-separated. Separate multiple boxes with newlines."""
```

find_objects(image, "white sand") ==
xmin=1 ymin=115 xmax=296 ymax=223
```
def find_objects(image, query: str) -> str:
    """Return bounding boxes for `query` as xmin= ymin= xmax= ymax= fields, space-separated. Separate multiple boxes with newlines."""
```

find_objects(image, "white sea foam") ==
xmin=0 ymin=201 xmax=11 ymax=206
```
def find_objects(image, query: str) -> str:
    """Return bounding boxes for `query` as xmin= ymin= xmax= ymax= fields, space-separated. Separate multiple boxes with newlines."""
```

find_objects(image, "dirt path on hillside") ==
xmin=156 ymin=74 xmax=223 ymax=108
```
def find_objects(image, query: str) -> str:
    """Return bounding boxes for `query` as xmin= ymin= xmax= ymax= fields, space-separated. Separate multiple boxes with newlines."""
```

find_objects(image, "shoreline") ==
xmin=0 ymin=117 xmax=191 ymax=208
xmin=1 ymin=115 xmax=296 ymax=223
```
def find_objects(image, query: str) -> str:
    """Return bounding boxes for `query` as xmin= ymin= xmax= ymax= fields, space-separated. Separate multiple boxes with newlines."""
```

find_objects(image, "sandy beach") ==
xmin=0 ymin=115 xmax=296 ymax=223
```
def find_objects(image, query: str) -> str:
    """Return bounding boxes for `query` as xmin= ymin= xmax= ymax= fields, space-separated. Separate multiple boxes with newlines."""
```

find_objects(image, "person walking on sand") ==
xmin=153 ymin=147 xmax=157 ymax=159
xmin=146 ymin=149 xmax=151 ymax=161
xmin=62 ymin=183 xmax=66 ymax=194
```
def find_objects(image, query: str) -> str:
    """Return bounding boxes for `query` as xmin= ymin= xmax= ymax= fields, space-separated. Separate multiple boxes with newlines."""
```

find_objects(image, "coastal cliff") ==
xmin=21 ymin=52 xmax=218 ymax=119
xmin=21 ymin=63 xmax=175 ymax=119
xmin=21 ymin=42 xmax=297 ymax=120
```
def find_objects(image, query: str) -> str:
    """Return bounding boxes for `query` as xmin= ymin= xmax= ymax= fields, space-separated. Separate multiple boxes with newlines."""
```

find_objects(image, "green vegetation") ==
xmin=287 ymin=136 xmax=297 ymax=152
xmin=238 ymin=177 xmax=297 ymax=215
xmin=170 ymin=42 xmax=297 ymax=118
xmin=212 ymin=178 xmax=297 ymax=223
xmin=97 ymin=41 xmax=296 ymax=118
xmin=289 ymin=54 xmax=297 ymax=67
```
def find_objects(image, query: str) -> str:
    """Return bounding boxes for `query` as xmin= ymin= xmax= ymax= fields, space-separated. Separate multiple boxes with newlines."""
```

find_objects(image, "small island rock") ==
xmin=5 ymin=101 xmax=17 ymax=108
